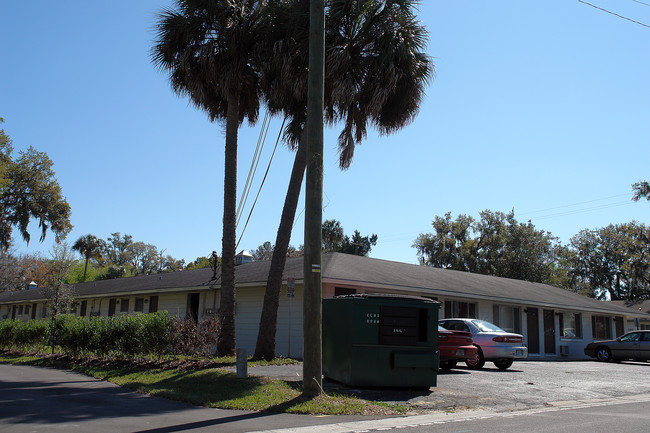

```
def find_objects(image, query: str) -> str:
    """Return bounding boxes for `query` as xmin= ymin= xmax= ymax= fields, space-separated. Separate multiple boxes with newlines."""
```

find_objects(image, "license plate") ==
xmin=516 ymin=350 xmax=524 ymax=356
xmin=456 ymin=348 xmax=465 ymax=356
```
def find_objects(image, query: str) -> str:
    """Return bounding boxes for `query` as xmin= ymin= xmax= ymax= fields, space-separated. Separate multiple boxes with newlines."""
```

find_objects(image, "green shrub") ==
xmin=0 ymin=320 xmax=17 ymax=348
xmin=56 ymin=315 xmax=94 ymax=356
xmin=14 ymin=319 xmax=48 ymax=349
xmin=142 ymin=312 xmax=174 ymax=357
xmin=0 ymin=319 xmax=48 ymax=350
xmin=1 ymin=312 xmax=182 ymax=358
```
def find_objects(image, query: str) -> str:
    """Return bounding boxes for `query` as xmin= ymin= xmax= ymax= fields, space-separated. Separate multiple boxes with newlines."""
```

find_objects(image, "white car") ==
xmin=439 ymin=318 xmax=528 ymax=370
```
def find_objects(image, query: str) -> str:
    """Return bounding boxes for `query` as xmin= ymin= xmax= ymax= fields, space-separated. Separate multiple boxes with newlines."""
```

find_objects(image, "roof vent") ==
xmin=28 ymin=281 xmax=38 ymax=290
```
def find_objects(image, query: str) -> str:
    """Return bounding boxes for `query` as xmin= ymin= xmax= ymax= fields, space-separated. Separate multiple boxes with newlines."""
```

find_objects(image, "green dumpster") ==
xmin=323 ymin=294 xmax=440 ymax=388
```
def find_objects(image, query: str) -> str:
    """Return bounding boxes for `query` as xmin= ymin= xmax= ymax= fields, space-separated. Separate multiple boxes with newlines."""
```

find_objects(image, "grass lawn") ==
xmin=0 ymin=351 xmax=406 ymax=416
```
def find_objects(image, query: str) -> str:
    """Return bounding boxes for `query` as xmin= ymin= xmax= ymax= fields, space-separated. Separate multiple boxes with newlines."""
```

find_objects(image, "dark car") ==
xmin=584 ymin=330 xmax=650 ymax=362
xmin=437 ymin=325 xmax=478 ymax=370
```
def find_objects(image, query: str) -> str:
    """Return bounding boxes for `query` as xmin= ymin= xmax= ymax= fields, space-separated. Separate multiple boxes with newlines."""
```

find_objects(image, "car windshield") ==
xmin=620 ymin=333 xmax=641 ymax=342
xmin=472 ymin=320 xmax=505 ymax=333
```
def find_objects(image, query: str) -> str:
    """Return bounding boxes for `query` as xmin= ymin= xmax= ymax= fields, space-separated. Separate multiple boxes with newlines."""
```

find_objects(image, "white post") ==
xmin=236 ymin=348 xmax=247 ymax=378
xmin=287 ymin=277 xmax=295 ymax=358
xmin=288 ymin=296 xmax=292 ymax=358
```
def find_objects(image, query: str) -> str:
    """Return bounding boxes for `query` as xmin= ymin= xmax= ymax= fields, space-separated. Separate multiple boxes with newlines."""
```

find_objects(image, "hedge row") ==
xmin=0 ymin=313 xmax=220 ymax=358
xmin=0 ymin=319 xmax=48 ymax=351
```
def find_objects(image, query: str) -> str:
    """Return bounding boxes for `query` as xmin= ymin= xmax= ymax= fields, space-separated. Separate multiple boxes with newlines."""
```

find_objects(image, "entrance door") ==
xmin=527 ymin=308 xmax=540 ymax=354
xmin=543 ymin=309 xmax=556 ymax=354
xmin=149 ymin=296 xmax=159 ymax=313
xmin=187 ymin=293 xmax=200 ymax=322
xmin=615 ymin=317 xmax=625 ymax=337
xmin=80 ymin=300 xmax=87 ymax=317
xmin=108 ymin=298 xmax=117 ymax=317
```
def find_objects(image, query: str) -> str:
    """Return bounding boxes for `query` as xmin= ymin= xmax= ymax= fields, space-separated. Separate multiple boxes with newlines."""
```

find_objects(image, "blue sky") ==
xmin=1 ymin=0 xmax=648 ymax=266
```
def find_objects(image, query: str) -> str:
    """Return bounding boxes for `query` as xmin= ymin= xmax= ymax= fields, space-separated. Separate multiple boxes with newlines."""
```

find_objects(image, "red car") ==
xmin=438 ymin=325 xmax=477 ymax=370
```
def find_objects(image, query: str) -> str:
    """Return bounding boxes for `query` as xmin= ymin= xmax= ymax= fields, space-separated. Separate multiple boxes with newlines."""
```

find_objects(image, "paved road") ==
xmin=253 ymin=395 xmax=650 ymax=433
xmin=0 ymin=364 xmax=373 ymax=433
xmin=2 ymin=360 xmax=650 ymax=432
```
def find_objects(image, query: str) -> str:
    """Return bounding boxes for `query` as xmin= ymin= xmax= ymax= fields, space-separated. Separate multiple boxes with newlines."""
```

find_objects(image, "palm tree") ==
xmin=253 ymin=0 xmax=434 ymax=360
xmin=152 ymin=0 xmax=268 ymax=356
xmin=72 ymin=234 xmax=101 ymax=282
xmin=321 ymin=219 xmax=344 ymax=252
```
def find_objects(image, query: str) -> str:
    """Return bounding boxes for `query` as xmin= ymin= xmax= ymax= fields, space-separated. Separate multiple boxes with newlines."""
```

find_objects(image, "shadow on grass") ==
xmin=116 ymin=369 xmax=297 ymax=410
xmin=266 ymin=393 xmax=311 ymax=413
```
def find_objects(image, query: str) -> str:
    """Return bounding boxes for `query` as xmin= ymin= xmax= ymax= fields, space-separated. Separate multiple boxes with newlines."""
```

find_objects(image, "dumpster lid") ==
xmin=332 ymin=293 xmax=440 ymax=304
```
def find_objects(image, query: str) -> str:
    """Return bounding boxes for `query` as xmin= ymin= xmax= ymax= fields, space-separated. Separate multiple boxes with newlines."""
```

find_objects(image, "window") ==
xmin=440 ymin=320 xmax=471 ymax=333
xmin=18 ymin=305 xmax=23 ymax=315
xmin=120 ymin=298 xmax=129 ymax=313
xmin=135 ymin=298 xmax=144 ymax=312
xmin=493 ymin=305 xmax=522 ymax=334
xmin=24 ymin=305 xmax=31 ymax=316
xmin=444 ymin=300 xmax=477 ymax=319
xmin=559 ymin=312 xmax=582 ymax=339
xmin=592 ymin=315 xmax=611 ymax=340
xmin=334 ymin=287 xmax=356 ymax=296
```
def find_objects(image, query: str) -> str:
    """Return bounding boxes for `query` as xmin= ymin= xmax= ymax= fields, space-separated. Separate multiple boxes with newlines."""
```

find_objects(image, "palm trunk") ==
xmin=217 ymin=93 xmax=239 ymax=356
xmin=82 ymin=256 xmax=89 ymax=283
xmin=254 ymin=135 xmax=307 ymax=360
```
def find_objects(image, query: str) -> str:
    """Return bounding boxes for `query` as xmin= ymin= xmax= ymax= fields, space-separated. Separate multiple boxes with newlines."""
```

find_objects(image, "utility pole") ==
xmin=303 ymin=0 xmax=325 ymax=398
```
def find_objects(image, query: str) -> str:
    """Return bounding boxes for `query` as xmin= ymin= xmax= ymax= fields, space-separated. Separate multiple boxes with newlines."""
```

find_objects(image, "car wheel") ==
xmin=440 ymin=360 xmax=457 ymax=370
xmin=466 ymin=347 xmax=485 ymax=369
xmin=595 ymin=346 xmax=612 ymax=362
xmin=493 ymin=359 xmax=514 ymax=370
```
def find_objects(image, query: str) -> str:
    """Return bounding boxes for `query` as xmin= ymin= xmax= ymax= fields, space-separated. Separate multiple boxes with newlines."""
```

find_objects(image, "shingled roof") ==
xmin=0 ymin=253 xmax=646 ymax=318
xmin=319 ymin=254 xmax=649 ymax=316
xmin=609 ymin=300 xmax=650 ymax=315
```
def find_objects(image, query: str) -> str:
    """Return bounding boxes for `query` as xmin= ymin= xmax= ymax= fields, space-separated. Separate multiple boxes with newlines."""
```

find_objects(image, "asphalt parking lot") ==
xmin=245 ymin=359 xmax=650 ymax=413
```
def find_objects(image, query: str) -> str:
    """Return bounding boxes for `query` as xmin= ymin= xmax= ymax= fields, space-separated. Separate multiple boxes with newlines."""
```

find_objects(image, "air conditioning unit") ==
xmin=559 ymin=345 xmax=570 ymax=356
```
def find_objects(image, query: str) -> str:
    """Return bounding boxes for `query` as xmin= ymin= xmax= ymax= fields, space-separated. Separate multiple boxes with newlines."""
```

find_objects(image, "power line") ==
xmin=528 ymin=200 xmax=635 ymax=221
xmin=517 ymin=193 xmax=630 ymax=217
xmin=235 ymin=116 xmax=286 ymax=250
xmin=375 ymin=193 xmax=639 ymax=245
xmin=631 ymin=0 xmax=650 ymax=8
xmin=236 ymin=110 xmax=271 ymax=228
xmin=577 ymin=0 xmax=650 ymax=28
